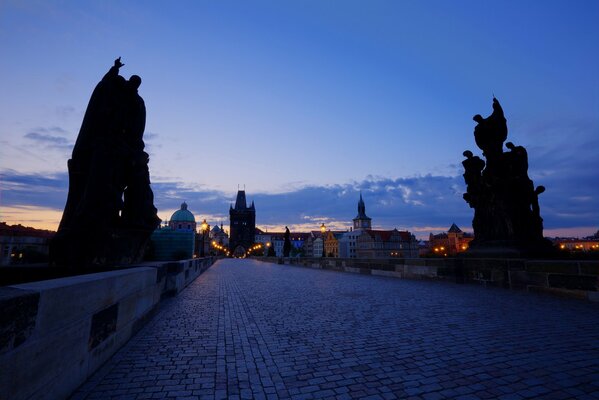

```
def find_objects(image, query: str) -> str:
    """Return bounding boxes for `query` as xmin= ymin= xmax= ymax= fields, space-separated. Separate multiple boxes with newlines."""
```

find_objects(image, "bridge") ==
xmin=66 ymin=258 xmax=599 ymax=400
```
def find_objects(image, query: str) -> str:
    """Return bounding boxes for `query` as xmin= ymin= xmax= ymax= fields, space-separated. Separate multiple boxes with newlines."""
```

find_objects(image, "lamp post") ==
xmin=200 ymin=219 xmax=208 ymax=257
xmin=320 ymin=223 xmax=326 ymax=257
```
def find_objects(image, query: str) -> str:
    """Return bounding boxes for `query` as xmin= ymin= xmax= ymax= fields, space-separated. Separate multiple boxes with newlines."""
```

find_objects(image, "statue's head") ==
xmin=473 ymin=114 xmax=483 ymax=123
xmin=128 ymin=75 xmax=142 ymax=90
xmin=506 ymin=142 xmax=514 ymax=150
xmin=463 ymin=150 xmax=473 ymax=158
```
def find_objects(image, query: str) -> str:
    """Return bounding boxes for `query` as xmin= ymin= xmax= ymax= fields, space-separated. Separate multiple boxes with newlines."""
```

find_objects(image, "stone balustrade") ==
xmin=260 ymin=256 xmax=599 ymax=302
xmin=0 ymin=257 xmax=215 ymax=400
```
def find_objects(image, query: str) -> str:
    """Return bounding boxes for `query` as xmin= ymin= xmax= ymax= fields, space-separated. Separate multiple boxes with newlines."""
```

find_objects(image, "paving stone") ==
xmin=70 ymin=259 xmax=599 ymax=400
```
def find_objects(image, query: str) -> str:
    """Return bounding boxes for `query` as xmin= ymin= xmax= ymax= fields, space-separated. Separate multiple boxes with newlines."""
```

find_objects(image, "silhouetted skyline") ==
xmin=1 ymin=1 xmax=598 ymax=237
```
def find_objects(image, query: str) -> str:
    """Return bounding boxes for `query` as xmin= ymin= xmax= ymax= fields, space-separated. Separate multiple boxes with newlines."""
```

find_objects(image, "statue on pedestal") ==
xmin=50 ymin=58 xmax=161 ymax=268
xmin=462 ymin=98 xmax=552 ymax=257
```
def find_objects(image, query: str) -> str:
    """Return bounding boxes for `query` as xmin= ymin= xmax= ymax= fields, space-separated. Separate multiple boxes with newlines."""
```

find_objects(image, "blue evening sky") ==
xmin=1 ymin=1 xmax=598 ymax=237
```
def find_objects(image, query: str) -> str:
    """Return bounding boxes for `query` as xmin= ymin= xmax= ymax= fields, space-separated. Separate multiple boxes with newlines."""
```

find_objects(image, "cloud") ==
xmin=23 ymin=127 xmax=73 ymax=151
xmin=1 ymin=166 xmax=596 ymax=238
xmin=0 ymin=169 xmax=69 ymax=209
xmin=150 ymin=175 xmax=471 ymax=234
xmin=56 ymin=105 xmax=77 ymax=119
xmin=136 ymin=168 xmax=599 ymax=237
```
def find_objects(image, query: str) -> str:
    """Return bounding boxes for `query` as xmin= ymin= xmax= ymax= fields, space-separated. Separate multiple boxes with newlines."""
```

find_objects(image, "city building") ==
xmin=353 ymin=193 xmax=372 ymax=230
xmin=254 ymin=228 xmax=272 ymax=255
xmin=168 ymin=202 xmax=196 ymax=232
xmin=229 ymin=189 xmax=256 ymax=257
xmin=150 ymin=226 xmax=195 ymax=261
xmin=273 ymin=233 xmax=285 ymax=257
xmin=210 ymin=223 xmax=229 ymax=247
xmin=338 ymin=230 xmax=363 ymax=258
xmin=324 ymin=230 xmax=345 ymax=257
xmin=195 ymin=219 xmax=210 ymax=257
xmin=428 ymin=223 xmax=474 ymax=256
xmin=339 ymin=194 xmax=373 ymax=258
xmin=150 ymin=203 xmax=197 ymax=261
xmin=313 ymin=236 xmax=324 ymax=258
xmin=356 ymin=229 xmax=418 ymax=259
xmin=0 ymin=222 xmax=54 ymax=265
xmin=554 ymin=237 xmax=599 ymax=252
xmin=302 ymin=234 xmax=315 ymax=257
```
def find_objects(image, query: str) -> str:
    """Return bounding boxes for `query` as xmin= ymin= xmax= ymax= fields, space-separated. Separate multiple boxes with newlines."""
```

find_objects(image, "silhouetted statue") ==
xmin=51 ymin=58 xmax=160 ymax=268
xmin=462 ymin=98 xmax=552 ymax=256
xmin=283 ymin=226 xmax=291 ymax=257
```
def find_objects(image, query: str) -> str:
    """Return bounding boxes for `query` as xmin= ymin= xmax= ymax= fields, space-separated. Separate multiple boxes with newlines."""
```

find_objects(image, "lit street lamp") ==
xmin=320 ymin=223 xmax=326 ymax=257
xmin=200 ymin=219 xmax=208 ymax=257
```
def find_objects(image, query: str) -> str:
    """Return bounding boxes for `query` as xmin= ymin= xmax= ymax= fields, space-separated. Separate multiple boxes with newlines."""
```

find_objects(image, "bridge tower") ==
xmin=229 ymin=189 xmax=255 ymax=256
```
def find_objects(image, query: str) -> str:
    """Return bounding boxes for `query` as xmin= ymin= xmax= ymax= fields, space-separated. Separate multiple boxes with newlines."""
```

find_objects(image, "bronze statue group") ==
xmin=51 ymin=58 xmax=160 ymax=268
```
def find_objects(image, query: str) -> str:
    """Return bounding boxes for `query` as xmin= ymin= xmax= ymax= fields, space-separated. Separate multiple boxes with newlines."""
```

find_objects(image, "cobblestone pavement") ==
xmin=73 ymin=259 xmax=599 ymax=400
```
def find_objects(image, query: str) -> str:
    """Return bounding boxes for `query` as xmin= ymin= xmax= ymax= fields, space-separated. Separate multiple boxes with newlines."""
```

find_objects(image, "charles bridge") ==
xmin=2 ymin=257 xmax=599 ymax=400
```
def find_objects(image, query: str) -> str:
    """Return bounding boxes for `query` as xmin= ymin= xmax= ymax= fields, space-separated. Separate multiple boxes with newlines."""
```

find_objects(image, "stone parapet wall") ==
xmin=259 ymin=256 xmax=599 ymax=302
xmin=0 ymin=257 xmax=215 ymax=400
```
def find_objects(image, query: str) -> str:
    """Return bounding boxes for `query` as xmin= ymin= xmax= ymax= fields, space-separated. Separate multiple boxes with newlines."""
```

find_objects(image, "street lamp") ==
xmin=200 ymin=219 xmax=208 ymax=257
xmin=320 ymin=223 xmax=326 ymax=257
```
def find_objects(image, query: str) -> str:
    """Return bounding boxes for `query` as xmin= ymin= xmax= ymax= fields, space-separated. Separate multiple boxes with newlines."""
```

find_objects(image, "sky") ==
xmin=1 ymin=0 xmax=598 ymax=239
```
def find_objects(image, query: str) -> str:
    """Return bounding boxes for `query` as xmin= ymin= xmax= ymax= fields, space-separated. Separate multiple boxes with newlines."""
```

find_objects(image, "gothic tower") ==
xmin=353 ymin=193 xmax=372 ymax=230
xmin=229 ymin=189 xmax=256 ymax=256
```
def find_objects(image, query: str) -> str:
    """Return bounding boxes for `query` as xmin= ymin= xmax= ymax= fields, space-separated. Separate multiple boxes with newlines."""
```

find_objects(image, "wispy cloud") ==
xmin=0 ymin=169 xmax=69 ymax=209
xmin=23 ymin=127 xmax=73 ymax=151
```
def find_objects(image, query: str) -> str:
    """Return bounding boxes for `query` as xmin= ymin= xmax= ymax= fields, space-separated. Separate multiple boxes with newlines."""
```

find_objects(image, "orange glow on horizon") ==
xmin=1 ymin=205 xmax=63 ymax=231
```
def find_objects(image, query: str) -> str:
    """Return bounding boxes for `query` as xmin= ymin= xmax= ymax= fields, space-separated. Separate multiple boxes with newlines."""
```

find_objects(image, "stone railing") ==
xmin=259 ymin=256 xmax=599 ymax=302
xmin=0 ymin=257 xmax=215 ymax=400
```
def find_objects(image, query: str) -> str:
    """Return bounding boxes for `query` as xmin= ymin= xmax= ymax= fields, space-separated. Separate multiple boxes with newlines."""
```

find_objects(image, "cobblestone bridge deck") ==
xmin=73 ymin=258 xmax=599 ymax=400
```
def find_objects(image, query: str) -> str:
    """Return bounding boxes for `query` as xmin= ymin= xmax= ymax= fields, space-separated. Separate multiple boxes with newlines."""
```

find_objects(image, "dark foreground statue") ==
xmin=462 ymin=98 xmax=553 ymax=257
xmin=51 ymin=58 xmax=160 ymax=268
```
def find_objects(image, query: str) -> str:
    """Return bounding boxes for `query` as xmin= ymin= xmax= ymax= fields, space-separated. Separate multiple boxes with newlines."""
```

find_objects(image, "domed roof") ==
xmin=170 ymin=202 xmax=195 ymax=222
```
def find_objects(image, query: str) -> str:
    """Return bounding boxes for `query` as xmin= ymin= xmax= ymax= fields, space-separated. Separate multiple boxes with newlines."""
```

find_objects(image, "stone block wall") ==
xmin=260 ymin=256 xmax=599 ymax=302
xmin=0 ymin=257 xmax=214 ymax=400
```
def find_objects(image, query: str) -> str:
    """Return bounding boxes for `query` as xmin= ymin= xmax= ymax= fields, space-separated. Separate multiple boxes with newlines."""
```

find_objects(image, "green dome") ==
xmin=170 ymin=202 xmax=195 ymax=222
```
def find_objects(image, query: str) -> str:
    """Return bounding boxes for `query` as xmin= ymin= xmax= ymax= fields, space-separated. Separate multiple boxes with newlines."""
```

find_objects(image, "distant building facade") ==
xmin=356 ymin=229 xmax=418 ymax=259
xmin=210 ymin=223 xmax=229 ymax=247
xmin=428 ymin=223 xmax=474 ymax=256
xmin=339 ymin=194 xmax=374 ymax=258
xmin=554 ymin=237 xmax=599 ymax=252
xmin=353 ymin=193 xmax=372 ymax=230
xmin=254 ymin=228 xmax=272 ymax=255
xmin=313 ymin=236 xmax=324 ymax=258
xmin=324 ymin=230 xmax=344 ymax=258
xmin=0 ymin=222 xmax=54 ymax=265
xmin=150 ymin=202 xmax=196 ymax=260
xmin=168 ymin=202 xmax=196 ymax=232
xmin=229 ymin=189 xmax=256 ymax=256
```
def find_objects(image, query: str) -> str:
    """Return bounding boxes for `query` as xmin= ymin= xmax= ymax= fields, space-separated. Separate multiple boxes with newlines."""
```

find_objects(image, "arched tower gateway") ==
xmin=353 ymin=193 xmax=372 ymax=230
xmin=229 ymin=189 xmax=256 ymax=256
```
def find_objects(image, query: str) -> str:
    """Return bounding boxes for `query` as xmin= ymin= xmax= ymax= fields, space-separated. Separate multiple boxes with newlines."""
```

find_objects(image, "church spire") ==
xmin=357 ymin=192 xmax=367 ymax=218
xmin=353 ymin=192 xmax=372 ymax=230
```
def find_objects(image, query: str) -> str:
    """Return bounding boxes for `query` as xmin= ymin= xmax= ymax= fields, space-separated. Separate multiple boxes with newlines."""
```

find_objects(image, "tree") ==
xmin=283 ymin=226 xmax=291 ymax=257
